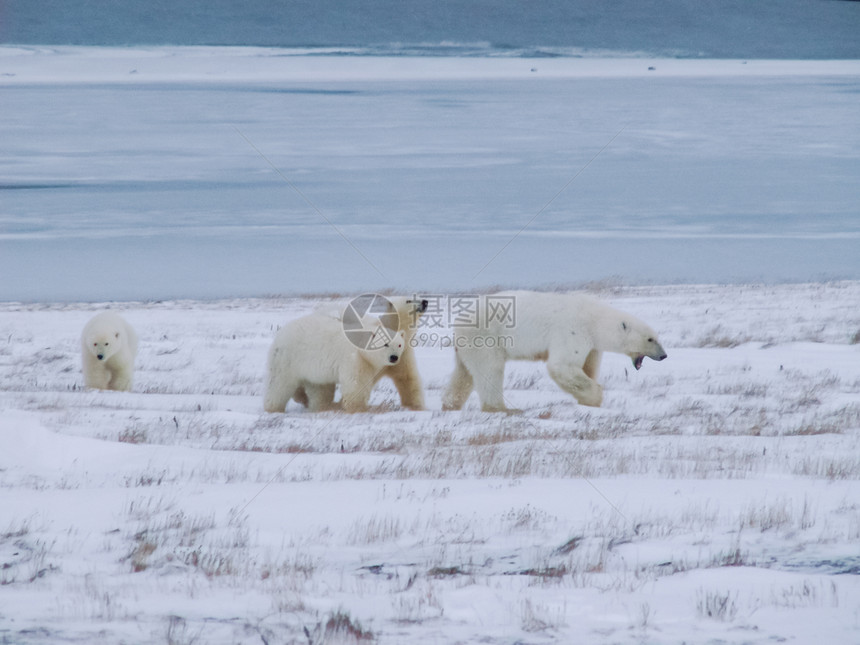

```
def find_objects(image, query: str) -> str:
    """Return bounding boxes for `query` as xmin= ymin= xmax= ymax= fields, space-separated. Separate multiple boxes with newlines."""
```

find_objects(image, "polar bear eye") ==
xmin=648 ymin=337 xmax=654 ymax=343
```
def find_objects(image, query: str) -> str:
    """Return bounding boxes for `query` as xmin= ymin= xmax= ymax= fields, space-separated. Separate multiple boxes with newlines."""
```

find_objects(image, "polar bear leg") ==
xmin=441 ymin=353 xmax=474 ymax=410
xmin=264 ymin=370 xmax=298 ymax=413
xmin=455 ymin=349 xmax=508 ymax=413
xmin=304 ymin=383 xmax=337 ymax=411
xmin=292 ymin=385 xmax=309 ymax=408
xmin=292 ymin=384 xmax=336 ymax=409
xmin=582 ymin=349 xmax=603 ymax=381
xmin=340 ymin=363 xmax=375 ymax=413
xmin=83 ymin=356 xmax=111 ymax=390
xmin=340 ymin=387 xmax=371 ymax=413
xmin=547 ymin=357 xmax=604 ymax=407
xmin=387 ymin=350 xmax=425 ymax=410
xmin=107 ymin=362 xmax=134 ymax=392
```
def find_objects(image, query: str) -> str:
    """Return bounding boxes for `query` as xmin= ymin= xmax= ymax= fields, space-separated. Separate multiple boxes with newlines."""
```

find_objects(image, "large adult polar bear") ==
xmin=292 ymin=295 xmax=429 ymax=411
xmin=81 ymin=311 xmax=139 ymax=391
xmin=264 ymin=311 xmax=407 ymax=413
xmin=442 ymin=291 xmax=667 ymax=412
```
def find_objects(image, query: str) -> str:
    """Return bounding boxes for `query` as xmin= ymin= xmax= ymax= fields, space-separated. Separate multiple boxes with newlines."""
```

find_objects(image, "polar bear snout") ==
xmin=97 ymin=354 xmax=105 ymax=360
xmin=388 ymin=354 xmax=400 ymax=364
xmin=633 ymin=346 xmax=667 ymax=370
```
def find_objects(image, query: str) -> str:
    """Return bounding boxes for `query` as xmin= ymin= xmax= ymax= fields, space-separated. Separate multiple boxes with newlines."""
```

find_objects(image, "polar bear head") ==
xmin=362 ymin=328 xmax=407 ymax=370
xmin=86 ymin=327 xmax=122 ymax=362
xmin=385 ymin=296 xmax=430 ymax=341
xmin=617 ymin=317 xmax=668 ymax=370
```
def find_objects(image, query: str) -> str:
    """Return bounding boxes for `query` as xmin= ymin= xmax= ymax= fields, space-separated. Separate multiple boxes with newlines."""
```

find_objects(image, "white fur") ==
xmin=264 ymin=313 xmax=408 ymax=413
xmin=81 ymin=311 xmax=139 ymax=392
xmin=369 ymin=295 xmax=428 ymax=410
xmin=442 ymin=291 xmax=667 ymax=412
xmin=296 ymin=295 xmax=429 ymax=411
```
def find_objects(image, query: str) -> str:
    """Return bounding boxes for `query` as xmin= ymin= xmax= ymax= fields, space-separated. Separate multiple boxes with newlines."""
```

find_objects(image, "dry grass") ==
xmin=347 ymin=514 xmax=404 ymax=545
xmin=520 ymin=598 xmax=567 ymax=632
xmin=696 ymin=589 xmax=739 ymax=622
xmin=2 ymin=284 xmax=859 ymax=643
xmin=695 ymin=325 xmax=754 ymax=348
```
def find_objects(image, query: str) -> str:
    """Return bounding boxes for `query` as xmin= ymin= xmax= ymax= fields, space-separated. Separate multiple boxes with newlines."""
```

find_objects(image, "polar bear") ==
xmin=293 ymin=295 xmax=429 ymax=411
xmin=442 ymin=291 xmax=667 ymax=412
xmin=264 ymin=312 xmax=408 ymax=413
xmin=81 ymin=311 xmax=139 ymax=392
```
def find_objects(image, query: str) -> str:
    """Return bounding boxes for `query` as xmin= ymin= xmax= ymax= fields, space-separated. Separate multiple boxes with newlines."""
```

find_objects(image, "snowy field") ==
xmin=1 ymin=282 xmax=859 ymax=644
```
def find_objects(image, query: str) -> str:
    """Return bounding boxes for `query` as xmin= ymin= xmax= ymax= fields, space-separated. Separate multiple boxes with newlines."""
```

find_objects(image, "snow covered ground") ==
xmin=1 ymin=282 xmax=859 ymax=644
xmin=2 ymin=45 xmax=859 ymax=643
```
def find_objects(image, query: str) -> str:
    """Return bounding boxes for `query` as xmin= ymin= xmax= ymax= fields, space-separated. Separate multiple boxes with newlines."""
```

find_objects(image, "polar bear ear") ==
xmin=407 ymin=298 xmax=429 ymax=313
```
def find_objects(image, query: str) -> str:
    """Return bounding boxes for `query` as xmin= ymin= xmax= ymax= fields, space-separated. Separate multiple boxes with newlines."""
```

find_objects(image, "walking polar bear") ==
xmin=264 ymin=296 xmax=428 ymax=413
xmin=442 ymin=291 xmax=667 ymax=412
xmin=81 ymin=311 xmax=139 ymax=391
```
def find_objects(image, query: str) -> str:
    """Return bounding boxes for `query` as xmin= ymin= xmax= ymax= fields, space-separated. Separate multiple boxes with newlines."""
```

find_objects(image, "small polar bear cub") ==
xmin=264 ymin=312 xmax=407 ymax=414
xmin=442 ymin=291 xmax=667 ymax=412
xmin=81 ymin=311 xmax=139 ymax=391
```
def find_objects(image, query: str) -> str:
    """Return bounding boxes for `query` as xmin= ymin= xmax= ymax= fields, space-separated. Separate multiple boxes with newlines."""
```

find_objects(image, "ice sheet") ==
xmin=1 ymin=48 xmax=859 ymax=301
